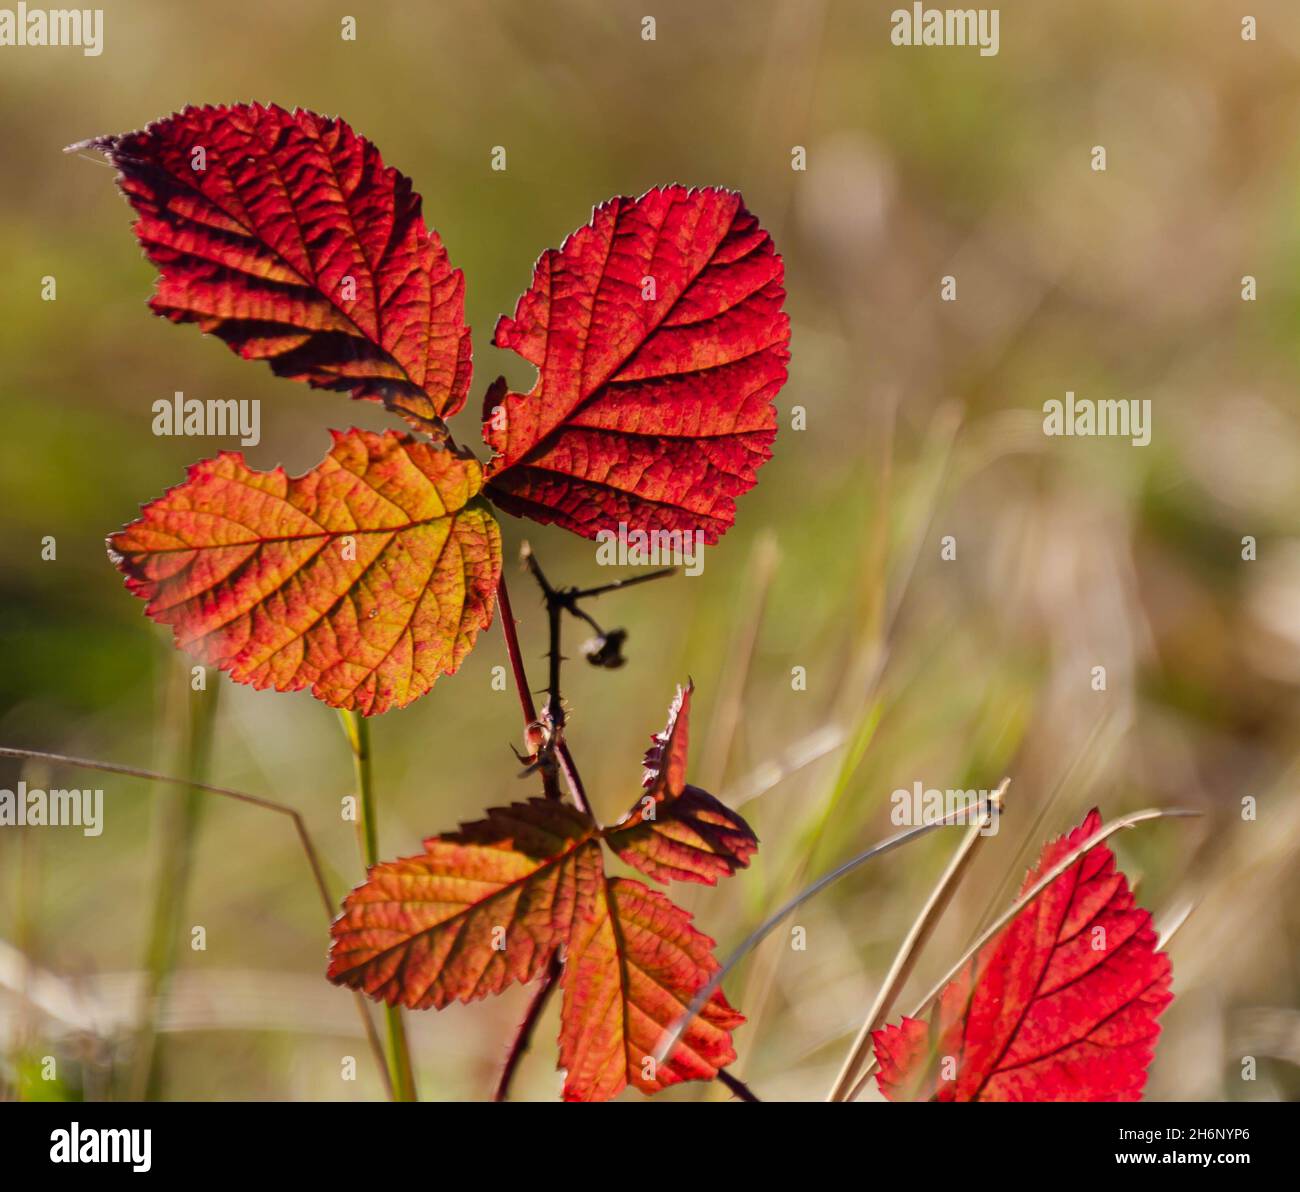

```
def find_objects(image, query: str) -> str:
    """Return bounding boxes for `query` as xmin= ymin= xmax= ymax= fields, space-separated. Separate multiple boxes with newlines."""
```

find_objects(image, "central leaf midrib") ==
xmin=499 ymin=195 xmax=744 ymax=474
xmin=358 ymin=831 xmax=600 ymax=978
xmin=135 ymin=516 xmax=448 ymax=557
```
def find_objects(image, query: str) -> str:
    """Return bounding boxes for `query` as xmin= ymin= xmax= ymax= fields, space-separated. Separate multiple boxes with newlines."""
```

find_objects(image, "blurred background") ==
xmin=1 ymin=0 xmax=1298 ymax=1102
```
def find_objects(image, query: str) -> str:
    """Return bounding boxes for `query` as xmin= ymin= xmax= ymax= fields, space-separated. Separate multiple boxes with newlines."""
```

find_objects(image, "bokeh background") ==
xmin=2 ymin=0 xmax=1299 ymax=1102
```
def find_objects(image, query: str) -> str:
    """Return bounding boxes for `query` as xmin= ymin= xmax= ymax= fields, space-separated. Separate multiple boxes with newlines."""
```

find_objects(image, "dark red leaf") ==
xmin=91 ymin=103 xmax=471 ymax=431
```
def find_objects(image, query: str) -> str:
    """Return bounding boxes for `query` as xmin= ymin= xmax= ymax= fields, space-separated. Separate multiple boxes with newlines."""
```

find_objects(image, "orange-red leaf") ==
xmin=559 ymin=876 xmax=743 ymax=1100
xmin=108 ymin=429 xmax=501 ymax=714
xmin=91 ymin=103 xmax=471 ymax=431
xmin=606 ymin=683 xmax=758 ymax=885
xmin=327 ymin=682 xmax=754 ymax=1099
xmin=328 ymin=799 xmax=600 ymax=1008
xmin=482 ymin=185 xmax=789 ymax=542
xmin=873 ymin=809 xmax=1173 ymax=1102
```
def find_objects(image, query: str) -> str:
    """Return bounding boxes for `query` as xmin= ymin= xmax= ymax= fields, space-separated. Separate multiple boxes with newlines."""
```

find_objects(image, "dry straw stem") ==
xmin=652 ymin=795 xmax=1003 ymax=1068
xmin=718 ymin=411 xmax=958 ymax=1080
xmin=843 ymin=804 xmax=1203 ymax=1102
xmin=826 ymin=778 xmax=1009 ymax=1101
xmin=0 ymin=744 xmax=393 ymax=1101
xmin=1155 ymin=899 xmax=1197 ymax=951
xmin=974 ymin=710 xmax=1114 ymax=938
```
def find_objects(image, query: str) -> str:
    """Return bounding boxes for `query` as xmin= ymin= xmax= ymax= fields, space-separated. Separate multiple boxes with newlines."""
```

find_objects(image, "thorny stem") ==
xmin=495 ymin=546 xmax=751 ymax=1101
xmin=494 ymin=560 xmax=575 ymax=1097
xmin=516 ymin=546 xmax=604 ymax=817
xmin=521 ymin=547 xmax=567 ymax=733
xmin=523 ymin=545 xmax=676 ymax=733
xmin=546 ymin=590 xmax=565 ymax=732
xmin=825 ymin=779 xmax=1007 ymax=1102
xmin=496 ymin=573 xmax=562 ymax=802
xmin=339 ymin=711 xmax=418 ymax=1103
xmin=555 ymin=742 xmax=591 ymax=820
xmin=716 ymin=1069 xmax=761 ymax=1102
xmin=493 ymin=954 xmax=562 ymax=1102
xmin=0 ymin=744 xmax=393 ymax=1101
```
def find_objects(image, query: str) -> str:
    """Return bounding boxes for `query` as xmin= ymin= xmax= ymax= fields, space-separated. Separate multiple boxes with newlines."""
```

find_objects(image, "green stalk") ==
xmin=132 ymin=666 xmax=219 ymax=1099
xmin=338 ymin=709 xmax=417 ymax=1102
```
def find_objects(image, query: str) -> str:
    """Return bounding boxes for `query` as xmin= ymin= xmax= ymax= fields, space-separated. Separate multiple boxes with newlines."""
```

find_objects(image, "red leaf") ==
xmin=328 ymin=799 xmax=602 ymax=1008
xmin=873 ymin=809 xmax=1173 ymax=1102
xmin=606 ymin=683 xmax=758 ymax=885
xmin=481 ymin=186 xmax=789 ymax=542
xmin=91 ymin=103 xmax=471 ymax=431
xmin=559 ymin=876 xmax=743 ymax=1100
xmin=327 ymin=681 xmax=754 ymax=1100
xmin=108 ymin=429 xmax=501 ymax=714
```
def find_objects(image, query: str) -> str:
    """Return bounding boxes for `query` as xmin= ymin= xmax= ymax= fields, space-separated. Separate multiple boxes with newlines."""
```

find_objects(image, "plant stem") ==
xmin=493 ymin=954 xmax=561 ymax=1102
xmin=496 ymin=548 xmax=687 ymax=1096
xmin=555 ymin=742 xmax=592 ymax=819
xmin=825 ymin=779 xmax=1007 ymax=1102
xmin=841 ymin=804 xmax=1203 ymax=1102
xmin=494 ymin=568 xmax=566 ymax=1100
xmin=716 ymin=1068 xmax=761 ymax=1102
xmin=133 ymin=666 xmax=220 ymax=1100
xmin=521 ymin=548 xmax=566 ymax=732
xmin=522 ymin=547 xmax=677 ymax=738
xmin=338 ymin=710 xmax=418 ymax=1103
xmin=653 ymin=795 xmax=1007 ymax=1068
xmin=493 ymin=561 xmax=598 ymax=1098
xmin=569 ymin=566 xmax=677 ymax=600
xmin=495 ymin=570 xmax=540 ymax=726
xmin=496 ymin=572 xmax=561 ymax=801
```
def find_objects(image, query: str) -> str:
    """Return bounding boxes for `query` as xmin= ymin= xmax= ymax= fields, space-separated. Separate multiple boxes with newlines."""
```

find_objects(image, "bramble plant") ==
xmin=68 ymin=102 xmax=1181 ymax=1104
xmin=88 ymin=101 xmax=785 ymax=1102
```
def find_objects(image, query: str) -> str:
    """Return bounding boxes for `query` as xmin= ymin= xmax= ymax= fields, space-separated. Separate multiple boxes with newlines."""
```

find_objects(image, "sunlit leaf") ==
xmin=92 ymin=103 xmax=471 ymax=431
xmin=873 ymin=809 xmax=1173 ymax=1102
xmin=109 ymin=429 xmax=501 ymax=714
xmin=482 ymin=186 xmax=789 ymax=542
